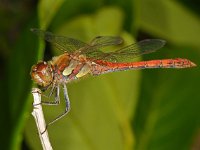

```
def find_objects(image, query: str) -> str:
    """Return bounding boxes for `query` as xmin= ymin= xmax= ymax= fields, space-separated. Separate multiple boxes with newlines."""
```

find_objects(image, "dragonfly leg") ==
xmin=48 ymin=82 xmax=56 ymax=98
xmin=46 ymin=83 xmax=70 ymax=127
xmin=41 ymin=85 xmax=60 ymax=105
xmin=63 ymin=83 xmax=71 ymax=113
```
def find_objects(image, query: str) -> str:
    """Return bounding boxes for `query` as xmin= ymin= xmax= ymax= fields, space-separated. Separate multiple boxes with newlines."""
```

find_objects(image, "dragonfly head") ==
xmin=31 ymin=61 xmax=53 ymax=87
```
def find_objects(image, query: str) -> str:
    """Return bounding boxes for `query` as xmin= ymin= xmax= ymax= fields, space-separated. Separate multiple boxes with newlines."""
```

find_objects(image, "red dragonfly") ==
xmin=30 ymin=28 xmax=196 ymax=126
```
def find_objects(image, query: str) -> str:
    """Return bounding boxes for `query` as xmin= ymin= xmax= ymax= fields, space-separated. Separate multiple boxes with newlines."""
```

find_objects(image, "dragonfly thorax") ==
xmin=31 ymin=61 xmax=54 ymax=87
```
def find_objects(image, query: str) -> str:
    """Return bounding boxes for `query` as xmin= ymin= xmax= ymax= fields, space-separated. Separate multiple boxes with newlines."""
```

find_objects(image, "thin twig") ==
xmin=31 ymin=88 xmax=53 ymax=150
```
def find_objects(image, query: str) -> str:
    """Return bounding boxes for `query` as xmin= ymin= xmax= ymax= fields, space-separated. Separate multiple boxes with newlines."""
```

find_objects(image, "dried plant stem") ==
xmin=31 ymin=88 xmax=53 ymax=150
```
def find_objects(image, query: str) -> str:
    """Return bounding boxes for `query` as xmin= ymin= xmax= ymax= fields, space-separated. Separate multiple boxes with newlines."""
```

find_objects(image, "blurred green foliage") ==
xmin=0 ymin=0 xmax=200 ymax=150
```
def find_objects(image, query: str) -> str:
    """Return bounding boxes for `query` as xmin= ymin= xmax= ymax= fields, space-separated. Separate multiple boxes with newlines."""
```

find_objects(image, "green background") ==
xmin=0 ymin=0 xmax=200 ymax=150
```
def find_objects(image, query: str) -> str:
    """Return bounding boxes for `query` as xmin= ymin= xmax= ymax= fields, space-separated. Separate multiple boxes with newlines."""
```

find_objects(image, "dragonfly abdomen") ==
xmin=129 ymin=58 xmax=196 ymax=69
xmin=134 ymin=58 xmax=195 ymax=69
xmin=92 ymin=58 xmax=196 ymax=75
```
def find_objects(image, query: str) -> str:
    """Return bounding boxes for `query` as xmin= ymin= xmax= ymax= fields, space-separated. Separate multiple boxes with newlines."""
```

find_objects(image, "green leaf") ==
xmin=38 ymin=0 xmax=65 ymax=29
xmin=137 ymin=0 xmax=200 ymax=46
xmin=55 ymin=7 xmax=124 ymax=39
xmin=6 ymin=21 xmax=40 ymax=150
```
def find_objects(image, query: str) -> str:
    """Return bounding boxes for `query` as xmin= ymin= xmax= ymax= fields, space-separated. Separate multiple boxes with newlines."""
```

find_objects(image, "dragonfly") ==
xmin=30 ymin=28 xmax=196 ymax=126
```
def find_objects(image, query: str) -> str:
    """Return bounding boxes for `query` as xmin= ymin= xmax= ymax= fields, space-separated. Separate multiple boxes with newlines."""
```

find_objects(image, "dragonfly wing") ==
xmin=95 ymin=39 xmax=166 ymax=62
xmin=31 ymin=28 xmax=88 ymax=53
xmin=89 ymin=36 xmax=123 ymax=47
xmin=80 ymin=36 xmax=123 ymax=54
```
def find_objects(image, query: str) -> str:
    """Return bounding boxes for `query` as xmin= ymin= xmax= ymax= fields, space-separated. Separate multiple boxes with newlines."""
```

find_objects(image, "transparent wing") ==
xmin=79 ymin=36 xmax=123 ymax=54
xmin=31 ymin=29 xmax=165 ymax=62
xmin=31 ymin=28 xmax=88 ymax=53
xmin=89 ymin=36 xmax=123 ymax=48
xmin=89 ymin=39 xmax=166 ymax=62
xmin=31 ymin=28 xmax=124 ymax=54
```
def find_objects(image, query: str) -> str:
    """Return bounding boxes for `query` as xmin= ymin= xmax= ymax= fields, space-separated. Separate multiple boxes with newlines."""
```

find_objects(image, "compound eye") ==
xmin=31 ymin=61 xmax=53 ymax=87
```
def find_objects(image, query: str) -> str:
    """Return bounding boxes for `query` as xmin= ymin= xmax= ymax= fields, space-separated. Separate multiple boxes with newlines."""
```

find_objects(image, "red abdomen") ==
xmin=92 ymin=58 xmax=196 ymax=75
